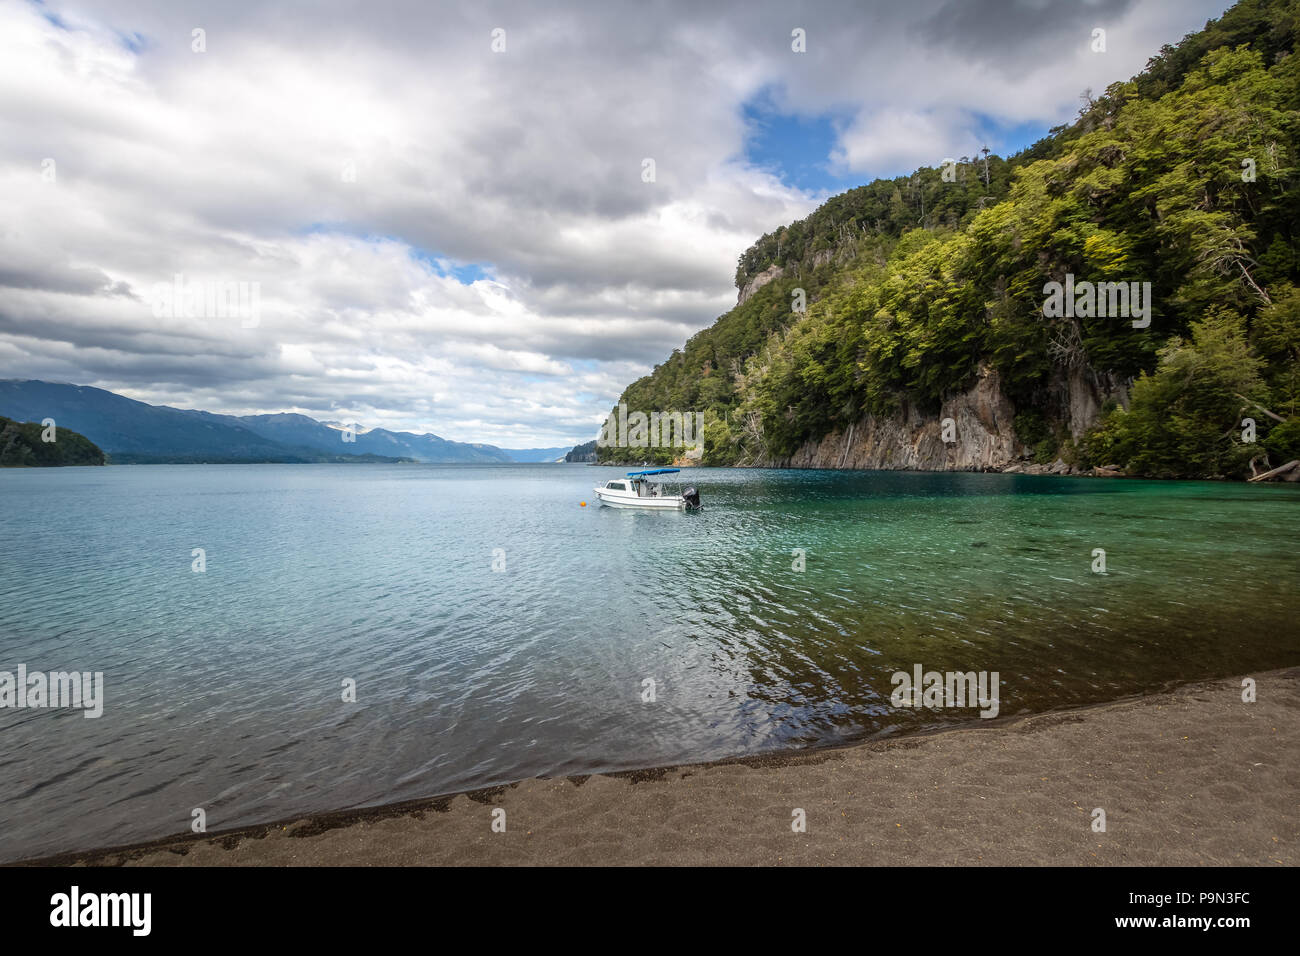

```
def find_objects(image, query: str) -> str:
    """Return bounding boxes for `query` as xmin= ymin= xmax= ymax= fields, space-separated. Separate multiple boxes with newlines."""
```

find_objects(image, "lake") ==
xmin=1 ymin=463 xmax=1298 ymax=861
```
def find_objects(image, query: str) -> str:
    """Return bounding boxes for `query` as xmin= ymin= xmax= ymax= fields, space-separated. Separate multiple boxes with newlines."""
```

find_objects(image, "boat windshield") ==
xmin=606 ymin=474 xmax=682 ymax=497
xmin=633 ymin=480 xmax=668 ymax=497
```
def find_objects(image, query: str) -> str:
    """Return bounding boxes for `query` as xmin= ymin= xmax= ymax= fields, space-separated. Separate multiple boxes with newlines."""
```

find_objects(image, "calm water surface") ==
xmin=1 ymin=463 xmax=1298 ymax=860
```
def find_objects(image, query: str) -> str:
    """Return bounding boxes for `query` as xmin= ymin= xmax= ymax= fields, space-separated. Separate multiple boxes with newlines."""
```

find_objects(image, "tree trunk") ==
xmin=1249 ymin=460 xmax=1300 ymax=482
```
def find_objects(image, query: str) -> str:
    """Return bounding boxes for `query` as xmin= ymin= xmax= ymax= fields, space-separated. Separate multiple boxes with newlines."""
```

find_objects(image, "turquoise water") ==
xmin=1 ymin=463 xmax=1298 ymax=861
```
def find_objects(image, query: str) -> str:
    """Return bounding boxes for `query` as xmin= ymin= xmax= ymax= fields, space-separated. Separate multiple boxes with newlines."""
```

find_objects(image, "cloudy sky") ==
xmin=0 ymin=0 xmax=1231 ymax=446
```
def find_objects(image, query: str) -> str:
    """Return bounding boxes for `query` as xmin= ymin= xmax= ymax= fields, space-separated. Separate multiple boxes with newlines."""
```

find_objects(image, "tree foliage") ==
xmin=0 ymin=417 xmax=107 ymax=467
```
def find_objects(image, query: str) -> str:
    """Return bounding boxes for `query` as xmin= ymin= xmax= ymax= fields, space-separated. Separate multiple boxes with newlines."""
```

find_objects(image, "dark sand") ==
xmin=23 ymin=668 xmax=1299 ymax=866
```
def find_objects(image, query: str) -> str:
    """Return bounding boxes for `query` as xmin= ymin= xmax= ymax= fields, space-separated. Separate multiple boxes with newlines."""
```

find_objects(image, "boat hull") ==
xmin=593 ymin=489 xmax=687 ymax=509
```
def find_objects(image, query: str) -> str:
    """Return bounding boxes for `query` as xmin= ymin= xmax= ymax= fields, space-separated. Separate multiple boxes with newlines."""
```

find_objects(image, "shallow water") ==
xmin=1 ymin=463 xmax=1297 ymax=860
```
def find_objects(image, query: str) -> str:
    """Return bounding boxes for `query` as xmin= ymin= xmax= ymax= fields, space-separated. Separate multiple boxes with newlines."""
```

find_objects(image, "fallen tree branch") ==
xmin=1249 ymin=459 xmax=1300 ymax=482
xmin=1235 ymin=394 xmax=1287 ymax=423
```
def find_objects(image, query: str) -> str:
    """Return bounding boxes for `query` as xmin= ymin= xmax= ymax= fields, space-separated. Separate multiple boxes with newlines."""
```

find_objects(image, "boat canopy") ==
xmin=626 ymin=468 xmax=680 ymax=477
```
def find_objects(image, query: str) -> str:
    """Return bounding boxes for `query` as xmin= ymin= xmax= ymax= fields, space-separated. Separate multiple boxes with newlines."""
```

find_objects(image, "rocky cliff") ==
xmin=767 ymin=364 xmax=1129 ymax=473
xmin=736 ymin=263 xmax=785 ymax=306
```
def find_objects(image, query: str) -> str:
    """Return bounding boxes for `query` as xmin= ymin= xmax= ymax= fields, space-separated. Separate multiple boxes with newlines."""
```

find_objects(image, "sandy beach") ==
xmin=23 ymin=668 xmax=1298 ymax=867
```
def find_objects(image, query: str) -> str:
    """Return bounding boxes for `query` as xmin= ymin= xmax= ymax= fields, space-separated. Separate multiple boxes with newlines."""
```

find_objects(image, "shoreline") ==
xmin=15 ymin=667 xmax=1298 ymax=867
xmin=9 ymin=459 xmax=1296 ymax=483
xmin=588 ymin=460 xmax=1300 ymax=482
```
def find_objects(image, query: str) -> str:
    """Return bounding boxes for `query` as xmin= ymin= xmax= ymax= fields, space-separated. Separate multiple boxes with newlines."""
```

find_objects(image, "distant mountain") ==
xmin=565 ymin=439 xmax=597 ymax=463
xmin=0 ymin=415 xmax=105 ymax=466
xmin=197 ymin=410 xmax=510 ymax=463
xmin=0 ymin=381 xmax=514 ymax=464
xmin=499 ymin=447 xmax=572 ymax=462
xmin=0 ymin=381 xmax=310 ymax=462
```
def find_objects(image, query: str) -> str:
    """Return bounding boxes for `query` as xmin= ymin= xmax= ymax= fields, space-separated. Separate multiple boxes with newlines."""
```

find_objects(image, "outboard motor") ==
xmin=682 ymin=486 xmax=701 ymax=510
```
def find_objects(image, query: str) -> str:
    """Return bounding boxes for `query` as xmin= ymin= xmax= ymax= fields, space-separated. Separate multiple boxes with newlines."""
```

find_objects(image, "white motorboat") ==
xmin=594 ymin=468 xmax=701 ymax=510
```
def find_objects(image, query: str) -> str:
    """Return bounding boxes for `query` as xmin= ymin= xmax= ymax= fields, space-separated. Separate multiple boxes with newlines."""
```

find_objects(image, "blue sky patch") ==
xmin=295 ymin=225 xmax=494 ymax=285
xmin=740 ymin=89 xmax=1058 ymax=193
xmin=30 ymin=0 xmax=69 ymax=31
xmin=407 ymin=247 xmax=493 ymax=284
xmin=117 ymin=30 xmax=148 ymax=54
xmin=740 ymin=91 xmax=859 ymax=194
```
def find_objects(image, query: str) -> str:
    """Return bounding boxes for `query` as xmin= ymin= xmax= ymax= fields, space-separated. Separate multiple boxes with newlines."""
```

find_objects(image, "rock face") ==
xmin=764 ymin=360 xmax=1133 ymax=473
xmin=807 ymin=248 xmax=835 ymax=269
xmin=737 ymin=247 xmax=846 ymax=306
xmin=1059 ymin=365 xmax=1130 ymax=441
xmin=737 ymin=264 xmax=784 ymax=306
xmin=771 ymin=365 xmax=1023 ymax=471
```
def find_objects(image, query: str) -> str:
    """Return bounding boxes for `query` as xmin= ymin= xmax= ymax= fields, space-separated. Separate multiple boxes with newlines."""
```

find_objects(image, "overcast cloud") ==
xmin=0 ymin=0 xmax=1230 ymax=445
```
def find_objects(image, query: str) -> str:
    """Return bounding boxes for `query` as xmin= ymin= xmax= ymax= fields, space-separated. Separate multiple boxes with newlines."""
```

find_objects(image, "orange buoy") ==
xmin=580 ymin=501 xmax=587 ymax=507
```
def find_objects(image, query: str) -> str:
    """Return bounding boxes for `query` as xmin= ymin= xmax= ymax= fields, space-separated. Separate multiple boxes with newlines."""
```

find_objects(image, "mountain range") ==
xmin=0 ymin=380 xmax=571 ymax=464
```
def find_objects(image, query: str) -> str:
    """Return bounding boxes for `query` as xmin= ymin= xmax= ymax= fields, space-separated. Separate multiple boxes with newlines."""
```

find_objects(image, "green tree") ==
xmin=1085 ymin=313 xmax=1266 ymax=477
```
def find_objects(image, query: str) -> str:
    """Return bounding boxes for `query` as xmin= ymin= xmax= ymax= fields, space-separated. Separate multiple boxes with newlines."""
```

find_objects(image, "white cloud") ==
xmin=832 ymin=108 xmax=983 ymax=175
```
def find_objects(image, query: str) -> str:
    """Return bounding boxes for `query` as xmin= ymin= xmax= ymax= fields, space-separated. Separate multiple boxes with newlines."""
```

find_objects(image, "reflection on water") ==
xmin=1 ymin=464 xmax=1297 ymax=860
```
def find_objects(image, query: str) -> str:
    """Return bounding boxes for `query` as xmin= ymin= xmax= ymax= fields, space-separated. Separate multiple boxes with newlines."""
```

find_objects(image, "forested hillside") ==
xmin=606 ymin=0 xmax=1300 ymax=479
xmin=0 ymin=416 xmax=106 ymax=467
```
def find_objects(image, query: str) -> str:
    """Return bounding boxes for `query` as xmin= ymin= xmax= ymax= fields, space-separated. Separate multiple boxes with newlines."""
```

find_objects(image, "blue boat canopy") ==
xmin=626 ymin=468 xmax=680 ymax=477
